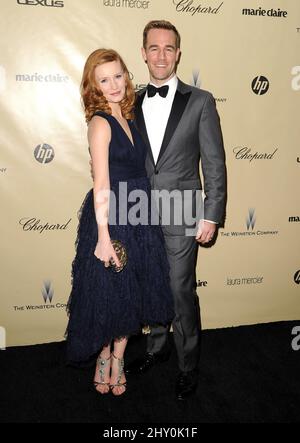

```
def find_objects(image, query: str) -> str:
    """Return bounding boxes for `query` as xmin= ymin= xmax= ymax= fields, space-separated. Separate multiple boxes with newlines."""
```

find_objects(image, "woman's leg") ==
xmin=93 ymin=342 xmax=111 ymax=394
xmin=110 ymin=337 xmax=128 ymax=396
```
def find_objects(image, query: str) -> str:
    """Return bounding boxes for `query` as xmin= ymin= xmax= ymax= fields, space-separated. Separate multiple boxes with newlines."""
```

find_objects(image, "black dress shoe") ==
xmin=176 ymin=369 xmax=198 ymax=401
xmin=125 ymin=351 xmax=171 ymax=375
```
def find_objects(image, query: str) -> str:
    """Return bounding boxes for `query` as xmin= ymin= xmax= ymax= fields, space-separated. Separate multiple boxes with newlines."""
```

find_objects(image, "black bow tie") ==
xmin=147 ymin=84 xmax=169 ymax=98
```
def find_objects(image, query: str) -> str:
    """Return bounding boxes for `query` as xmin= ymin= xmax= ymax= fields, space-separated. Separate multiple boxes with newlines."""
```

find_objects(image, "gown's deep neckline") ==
xmin=110 ymin=114 xmax=135 ymax=149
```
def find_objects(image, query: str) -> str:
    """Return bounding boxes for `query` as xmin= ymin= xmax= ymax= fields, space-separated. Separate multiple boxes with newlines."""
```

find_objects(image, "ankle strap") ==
xmin=98 ymin=353 xmax=111 ymax=361
xmin=111 ymin=352 xmax=124 ymax=361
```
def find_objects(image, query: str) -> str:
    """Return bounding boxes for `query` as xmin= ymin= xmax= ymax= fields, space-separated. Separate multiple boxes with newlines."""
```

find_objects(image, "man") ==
xmin=125 ymin=20 xmax=226 ymax=400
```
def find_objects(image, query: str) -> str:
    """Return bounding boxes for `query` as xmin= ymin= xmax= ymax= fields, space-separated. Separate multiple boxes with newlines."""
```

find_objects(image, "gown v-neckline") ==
xmin=111 ymin=115 xmax=135 ymax=148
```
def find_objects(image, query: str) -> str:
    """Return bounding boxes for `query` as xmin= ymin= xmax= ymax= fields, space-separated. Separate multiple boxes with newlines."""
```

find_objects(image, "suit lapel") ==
xmin=135 ymin=80 xmax=192 ymax=166
xmin=134 ymin=91 xmax=155 ymax=165
xmin=156 ymin=84 xmax=191 ymax=165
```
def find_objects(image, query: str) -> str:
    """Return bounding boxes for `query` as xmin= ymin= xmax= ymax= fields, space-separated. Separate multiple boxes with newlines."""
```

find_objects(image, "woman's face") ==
xmin=94 ymin=60 xmax=126 ymax=104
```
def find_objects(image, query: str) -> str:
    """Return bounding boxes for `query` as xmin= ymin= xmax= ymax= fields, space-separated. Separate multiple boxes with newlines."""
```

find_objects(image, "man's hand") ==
xmin=195 ymin=220 xmax=216 ymax=244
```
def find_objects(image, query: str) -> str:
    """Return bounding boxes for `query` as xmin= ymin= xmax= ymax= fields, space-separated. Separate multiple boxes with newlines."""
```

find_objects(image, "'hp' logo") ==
xmin=246 ymin=208 xmax=256 ymax=230
xmin=34 ymin=144 xmax=55 ymax=164
xmin=0 ymin=326 xmax=6 ymax=350
xmin=252 ymin=76 xmax=269 ymax=95
xmin=42 ymin=281 xmax=54 ymax=303
xmin=294 ymin=270 xmax=300 ymax=285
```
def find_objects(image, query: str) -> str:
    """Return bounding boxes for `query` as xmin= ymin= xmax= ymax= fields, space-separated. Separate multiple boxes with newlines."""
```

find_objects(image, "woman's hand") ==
xmin=94 ymin=238 xmax=121 ymax=268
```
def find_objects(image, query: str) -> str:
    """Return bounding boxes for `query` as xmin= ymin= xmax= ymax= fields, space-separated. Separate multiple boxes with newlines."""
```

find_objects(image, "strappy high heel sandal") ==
xmin=110 ymin=353 xmax=127 ymax=396
xmin=93 ymin=354 xmax=111 ymax=394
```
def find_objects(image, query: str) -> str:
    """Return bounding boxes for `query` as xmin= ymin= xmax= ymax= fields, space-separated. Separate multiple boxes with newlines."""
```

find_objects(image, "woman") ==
xmin=65 ymin=49 xmax=174 ymax=396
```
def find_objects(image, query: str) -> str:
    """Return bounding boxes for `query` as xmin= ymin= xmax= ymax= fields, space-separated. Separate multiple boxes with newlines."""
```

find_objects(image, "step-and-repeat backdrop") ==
xmin=0 ymin=0 xmax=299 ymax=347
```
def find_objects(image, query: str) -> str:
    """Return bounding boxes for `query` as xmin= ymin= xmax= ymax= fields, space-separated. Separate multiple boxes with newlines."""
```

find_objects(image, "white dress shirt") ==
xmin=142 ymin=75 xmax=178 ymax=164
xmin=142 ymin=75 xmax=216 ymax=226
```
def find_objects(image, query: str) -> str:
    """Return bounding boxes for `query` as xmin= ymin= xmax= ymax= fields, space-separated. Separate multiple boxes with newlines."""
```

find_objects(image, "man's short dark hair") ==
xmin=143 ymin=20 xmax=181 ymax=49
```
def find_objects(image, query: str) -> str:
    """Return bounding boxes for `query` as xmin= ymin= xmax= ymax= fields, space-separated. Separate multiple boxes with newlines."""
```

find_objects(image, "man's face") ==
xmin=142 ymin=28 xmax=180 ymax=86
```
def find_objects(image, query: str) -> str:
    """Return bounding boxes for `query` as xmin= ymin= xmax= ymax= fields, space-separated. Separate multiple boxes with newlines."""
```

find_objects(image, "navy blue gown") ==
xmin=66 ymin=111 xmax=174 ymax=363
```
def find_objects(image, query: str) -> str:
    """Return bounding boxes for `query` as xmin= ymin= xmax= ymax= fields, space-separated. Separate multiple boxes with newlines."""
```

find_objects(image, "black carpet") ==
xmin=1 ymin=321 xmax=299 ymax=423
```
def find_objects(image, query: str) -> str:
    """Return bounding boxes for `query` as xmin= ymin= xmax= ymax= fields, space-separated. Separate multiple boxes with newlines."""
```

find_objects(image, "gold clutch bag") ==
xmin=109 ymin=240 xmax=127 ymax=273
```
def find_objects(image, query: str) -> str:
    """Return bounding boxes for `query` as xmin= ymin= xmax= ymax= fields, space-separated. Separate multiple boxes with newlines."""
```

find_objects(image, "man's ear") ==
xmin=141 ymin=47 xmax=147 ymax=63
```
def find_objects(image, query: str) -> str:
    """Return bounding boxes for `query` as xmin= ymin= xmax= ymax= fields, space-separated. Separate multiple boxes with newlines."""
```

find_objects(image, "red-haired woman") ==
xmin=65 ymin=49 xmax=174 ymax=396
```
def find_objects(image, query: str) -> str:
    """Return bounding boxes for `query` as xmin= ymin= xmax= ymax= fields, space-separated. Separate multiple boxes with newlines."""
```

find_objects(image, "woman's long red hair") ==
xmin=81 ymin=49 xmax=135 ymax=122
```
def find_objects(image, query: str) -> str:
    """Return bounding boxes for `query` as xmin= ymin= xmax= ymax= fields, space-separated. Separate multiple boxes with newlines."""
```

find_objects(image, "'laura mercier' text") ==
xmin=103 ymin=0 xmax=150 ymax=8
